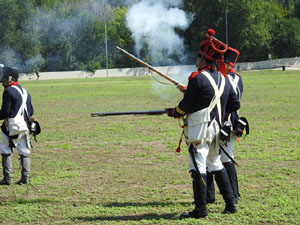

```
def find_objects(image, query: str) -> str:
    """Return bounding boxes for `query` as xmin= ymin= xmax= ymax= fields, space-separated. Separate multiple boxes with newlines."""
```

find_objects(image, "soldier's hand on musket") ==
xmin=166 ymin=107 xmax=181 ymax=118
xmin=176 ymin=84 xmax=186 ymax=93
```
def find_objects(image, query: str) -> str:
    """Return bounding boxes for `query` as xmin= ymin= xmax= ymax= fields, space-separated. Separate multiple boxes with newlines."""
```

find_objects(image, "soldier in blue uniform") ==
xmin=207 ymin=47 xmax=243 ymax=203
xmin=168 ymin=29 xmax=240 ymax=218
xmin=0 ymin=67 xmax=34 ymax=185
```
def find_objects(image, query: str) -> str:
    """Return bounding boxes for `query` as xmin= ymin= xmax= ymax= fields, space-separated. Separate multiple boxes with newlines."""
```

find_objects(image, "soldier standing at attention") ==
xmin=207 ymin=46 xmax=244 ymax=203
xmin=0 ymin=67 xmax=34 ymax=185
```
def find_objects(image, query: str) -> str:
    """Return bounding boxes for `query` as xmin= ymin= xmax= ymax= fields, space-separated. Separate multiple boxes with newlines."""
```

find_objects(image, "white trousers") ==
xmin=220 ymin=139 xmax=234 ymax=163
xmin=189 ymin=141 xmax=224 ymax=173
xmin=220 ymin=132 xmax=238 ymax=163
xmin=0 ymin=131 xmax=31 ymax=156
xmin=188 ymin=121 xmax=224 ymax=173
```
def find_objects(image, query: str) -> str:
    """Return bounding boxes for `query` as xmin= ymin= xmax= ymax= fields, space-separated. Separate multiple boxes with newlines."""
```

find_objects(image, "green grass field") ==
xmin=0 ymin=70 xmax=299 ymax=224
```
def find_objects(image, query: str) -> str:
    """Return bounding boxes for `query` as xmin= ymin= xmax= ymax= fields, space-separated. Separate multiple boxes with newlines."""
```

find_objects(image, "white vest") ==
xmin=184 ymin=71 xmax=225 ymax=144
xmin=7 ymin=86 xmax=29 ymax=136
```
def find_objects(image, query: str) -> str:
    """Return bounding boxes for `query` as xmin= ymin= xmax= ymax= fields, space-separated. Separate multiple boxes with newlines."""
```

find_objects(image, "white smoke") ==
xmin=126 ymin=0 xmax=192 ymax=66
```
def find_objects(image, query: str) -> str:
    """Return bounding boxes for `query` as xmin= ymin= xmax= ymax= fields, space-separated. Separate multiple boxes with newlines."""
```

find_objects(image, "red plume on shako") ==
xmin=207 ymin=28 xmax=215 ymax=36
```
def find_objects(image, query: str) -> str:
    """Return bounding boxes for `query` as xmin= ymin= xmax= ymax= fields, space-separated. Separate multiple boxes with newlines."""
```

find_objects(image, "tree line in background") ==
xmin=0 ymin=0 xmax=299 ymax=73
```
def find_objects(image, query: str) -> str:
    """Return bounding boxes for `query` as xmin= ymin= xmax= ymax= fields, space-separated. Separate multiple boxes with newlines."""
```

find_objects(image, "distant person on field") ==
xmin=0 ymin=66 xmax=34 ymax=185
xmin=36 ymin=71 xmax=40 ymax=80
xmin=168 ymin=29 xmax=240 ymax=219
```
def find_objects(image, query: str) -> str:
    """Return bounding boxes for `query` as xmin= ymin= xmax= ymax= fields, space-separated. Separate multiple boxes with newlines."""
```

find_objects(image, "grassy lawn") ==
xmin=0 ymin=70 xmax=299 ymax=224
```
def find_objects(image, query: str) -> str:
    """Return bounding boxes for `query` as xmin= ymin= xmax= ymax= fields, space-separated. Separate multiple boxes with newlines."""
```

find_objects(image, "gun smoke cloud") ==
xmin=0 ymin=0 xmax=111 ymax=74
xmin=125 ymin=0 xmax=193 ymax=66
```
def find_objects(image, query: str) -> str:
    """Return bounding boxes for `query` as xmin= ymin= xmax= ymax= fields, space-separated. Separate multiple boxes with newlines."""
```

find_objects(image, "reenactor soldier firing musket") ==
xmin=167 ymin=29 xmax=240 ymax=219
xmin=91 ymin=29 xmax=244 ymax=219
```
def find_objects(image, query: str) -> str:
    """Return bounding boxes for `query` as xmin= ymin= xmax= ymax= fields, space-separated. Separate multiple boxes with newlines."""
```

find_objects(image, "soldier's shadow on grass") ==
xmin=74 ymin=201 xmax=190 ymax=222
xmin=103 ymin=201 xmax=190 ymax=207
xmin=0 ymin=197 xmax=56 ymax=205
xmin=75 ymin=213 xmax=177 ymax=222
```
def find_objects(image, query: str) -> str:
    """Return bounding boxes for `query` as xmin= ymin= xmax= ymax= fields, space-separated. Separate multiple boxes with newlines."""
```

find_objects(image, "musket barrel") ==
xmin=91 ymin=109 xmax=168 ymax=117
xmin=116 ymin=46 xmax=184 ymax=86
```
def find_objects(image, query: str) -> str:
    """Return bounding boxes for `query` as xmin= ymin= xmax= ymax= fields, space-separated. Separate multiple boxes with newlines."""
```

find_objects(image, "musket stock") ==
xmin=91 ymin=109 xmax=168 ymax=117
xmin=116 ymin=46 xmax=184 ymax=86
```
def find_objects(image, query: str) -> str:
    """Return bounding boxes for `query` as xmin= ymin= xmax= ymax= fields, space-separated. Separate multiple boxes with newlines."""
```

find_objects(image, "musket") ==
xmin=116 ymin=46 xmax=184 ymax=87
xmin=91 ymin=109 xmax=168 ymax=117
xmin=220 ymin=144 xmax=241 ymax=167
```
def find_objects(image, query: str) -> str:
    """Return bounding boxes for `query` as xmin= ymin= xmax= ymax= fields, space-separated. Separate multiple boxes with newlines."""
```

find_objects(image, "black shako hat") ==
xmin=0 ymin=67 xmax=19 ymax=82
xmin=224 ymin=47 xmax=240 ymax=67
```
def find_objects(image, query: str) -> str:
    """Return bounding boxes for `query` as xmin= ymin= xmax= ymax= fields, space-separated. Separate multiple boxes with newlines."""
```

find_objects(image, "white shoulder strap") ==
xmin=201 ymin=71 xmax=225 ymax=124
xmin=229 ymin=74 xmax=240 ymax=97
xmin=11 ymin=86 xmax=28 ymax=117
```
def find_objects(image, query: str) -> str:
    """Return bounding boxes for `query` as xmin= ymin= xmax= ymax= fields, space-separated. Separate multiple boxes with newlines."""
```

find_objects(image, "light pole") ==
xmin=93 ymin=0 xmax=109 ymax=77
xmin=104 ymin=13 xmax=108 ymax=77
xmin=225 ymin=0 xmax=228 ymax=45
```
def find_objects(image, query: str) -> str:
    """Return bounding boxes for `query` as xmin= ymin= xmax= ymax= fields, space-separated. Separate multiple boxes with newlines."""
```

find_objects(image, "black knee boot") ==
xmin=214 ymin=168 xmax=237 ymax=213
xmin=223 ymin=162 xmax=240 ymax=198
xmin=0 ymin=154 xmax=12 ymax=185
xmin=181 ymin=171 xmax=208 ymax=218
xmin=206 ymin=171 xmax=215 ymax=203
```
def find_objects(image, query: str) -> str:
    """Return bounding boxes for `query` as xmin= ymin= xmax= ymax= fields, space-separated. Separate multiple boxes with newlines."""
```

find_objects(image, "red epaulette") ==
xmin=222 ymin=73 xmax=229 ymax=79
xmin=188 ymin=72 xmax=199 ymax=80
xmin=189 ymin=64 xmax=213 ymax=80
xmin=229 ymin=68 xmax=241 ymax=77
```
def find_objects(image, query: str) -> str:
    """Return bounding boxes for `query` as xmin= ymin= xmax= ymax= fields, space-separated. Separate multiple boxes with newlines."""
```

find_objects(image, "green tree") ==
xmin=109 ymin=6 xmax=136 ymax=68
xmin=272 ymin=17 xmax=300 ymax=58
xmin=36 ymin=3 xmax=78 ymax=71
xmin=295 ymin=0 xmax=300 ymax=18
xmin=0 ymin=0 xmax=42 ymax=72
xmin=74 ymin=19 xmax=106 ymax=72
xmin=2 ymin=0 xmax=299 ymax=72
xmin=183 ymin=0 xmax=274 ymax=62
xmin=226 ymin=0 xmax=274 ymax=61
